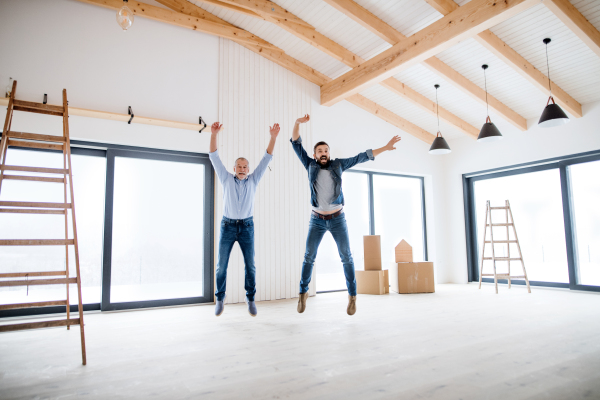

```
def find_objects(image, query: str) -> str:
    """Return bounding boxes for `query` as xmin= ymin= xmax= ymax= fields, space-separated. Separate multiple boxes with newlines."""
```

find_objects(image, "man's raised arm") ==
xmin=208 ymin=122 xmax=229 ymax=183
xmin=290 ymin=114 xmax=312 ymax=170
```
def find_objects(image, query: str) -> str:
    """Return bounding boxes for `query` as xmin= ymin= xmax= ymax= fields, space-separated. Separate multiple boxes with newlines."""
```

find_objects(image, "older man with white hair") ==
xmin=209 ymin=121 xmax=280 ymax=317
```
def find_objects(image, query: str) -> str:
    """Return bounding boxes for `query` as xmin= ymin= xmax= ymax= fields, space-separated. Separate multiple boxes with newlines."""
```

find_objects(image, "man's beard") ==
xmin=317 ymin=156 xmax=330 ymax=168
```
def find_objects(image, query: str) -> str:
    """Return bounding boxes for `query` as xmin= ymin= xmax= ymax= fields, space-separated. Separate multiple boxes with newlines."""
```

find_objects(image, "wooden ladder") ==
xmin=478 ymin=200 xmax=531 ymax=294
xmin=0 ymin=80 xmax=87 ymax=365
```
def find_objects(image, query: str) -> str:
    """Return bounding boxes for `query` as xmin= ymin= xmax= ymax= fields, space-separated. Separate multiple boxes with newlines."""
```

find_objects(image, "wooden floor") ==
xmin=1 ymin=284 xmax=600 ymax=399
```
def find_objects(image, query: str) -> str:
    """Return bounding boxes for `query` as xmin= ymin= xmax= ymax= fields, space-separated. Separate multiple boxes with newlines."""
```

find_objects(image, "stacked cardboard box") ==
xmin=390 ymin=240 xmax=435 ymax=294
xmin=356 ymin=235 xmax=389 ymax=295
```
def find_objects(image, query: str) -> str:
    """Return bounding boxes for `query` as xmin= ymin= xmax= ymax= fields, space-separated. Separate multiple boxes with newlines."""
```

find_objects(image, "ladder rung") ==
xmin=488 ymin=223 xmax=514 ymax=226
xmin=0 ymin=300 xmax=68 ymax=311
xmin=8 ymin=139 xmax=64 ymax=151
xmin=483 ymin=257 xmax=522 ymax=261
xmin=0 ymin=201 xmax=71 ymax=209
xmin=1 ymin=165 xmax=68 ymax=174
xmin=485 ymin=240 xmax=518 ymax=243
xmin=490 ymin=207 xmax=509 ymax=210
xmin=0 ymin=208 xmax=66 ymax=215
xmin=7 ymin=131 xmax=66 ymax=143
xmin=2 ymin=175 xmax=65 ymax=183
xmin=0 ymin=318 xmax=80 ymax=333
xmin=0 ymin=277 xmax=77 ymax=287
xmin=12 ymin=100 xmax=64 ymax=115
xmin=0 ymin=271 xmax=66 ymax=278
xmin=0 ymin=239 xmax=75 ymax=246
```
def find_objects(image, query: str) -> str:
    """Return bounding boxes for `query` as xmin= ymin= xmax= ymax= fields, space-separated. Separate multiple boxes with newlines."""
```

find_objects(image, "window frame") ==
xmin=0 ymin=139 xmax=215 ymax=318
xmin=316 ymin=169 xmax=428 ymax=293
xmin=463 ymin=149 xmax=600 ymax=292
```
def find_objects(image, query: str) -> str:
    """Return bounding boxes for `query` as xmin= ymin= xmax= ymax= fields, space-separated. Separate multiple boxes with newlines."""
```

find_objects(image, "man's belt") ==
xmin=312 ymin=209 xmax=343 ymax=220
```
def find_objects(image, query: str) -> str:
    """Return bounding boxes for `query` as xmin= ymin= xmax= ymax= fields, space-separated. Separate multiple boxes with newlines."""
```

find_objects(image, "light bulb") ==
xmin=5 ymin=77 xmax=13 ymax=98
xmin=116 ymin=2 xmax=134 ymax=31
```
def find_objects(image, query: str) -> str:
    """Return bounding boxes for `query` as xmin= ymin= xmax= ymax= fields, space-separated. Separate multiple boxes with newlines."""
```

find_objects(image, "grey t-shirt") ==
xmin=312 ymin=168 xmax=343 ymax=213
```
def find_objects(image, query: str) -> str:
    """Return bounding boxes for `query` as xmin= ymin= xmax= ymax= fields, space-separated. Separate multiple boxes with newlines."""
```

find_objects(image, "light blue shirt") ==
xmin=209 ymin=150 xmax=273 ymax=219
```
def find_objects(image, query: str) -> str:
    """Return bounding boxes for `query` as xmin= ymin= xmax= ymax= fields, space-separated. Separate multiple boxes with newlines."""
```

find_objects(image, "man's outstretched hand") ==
xmin=296 ymin=114 xmax=310 ymax=124
xmin=270 ymin=123 xmax=280 ymax=138
xmin=211 ymin=122 xmax=223 ymax=135
xmin=385 ymin=135 xmax=401 ymax=151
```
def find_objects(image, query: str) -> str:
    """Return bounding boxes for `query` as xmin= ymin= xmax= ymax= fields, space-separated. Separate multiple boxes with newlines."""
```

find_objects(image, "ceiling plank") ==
xmin=322 ymin=0 xmax=527 ymax=130
xmin=322 ymin=0 xmax=405 ymax=44
xmin=544 ymin=0 xmax=600 ymax=58
xmin=320 ymin=0 xmax=539 ymax=107
xmin=425 ymin=0 xmax=582 ymax=118
xmin=346 ymin=94 xmax=436 ymax=144
xmin=75 ymin=0 xmax=281 ymax=50
xmin=380 ymin=78 xmax=479 ymax=139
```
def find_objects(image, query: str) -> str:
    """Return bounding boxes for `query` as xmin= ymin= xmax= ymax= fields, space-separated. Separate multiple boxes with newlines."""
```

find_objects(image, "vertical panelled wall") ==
xmin=218 ymin=39 xmax=318 ymax=304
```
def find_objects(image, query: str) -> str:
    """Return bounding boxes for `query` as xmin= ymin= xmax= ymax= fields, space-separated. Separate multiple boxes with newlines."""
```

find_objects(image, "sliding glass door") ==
xmin=464 ymin=152 xmax=600 ymax=292
xmin=315 ymin=171 xmax=426 ymax=292
xmin=102 ymin=149 xmax=213 ymax=310
xmin=1 ymin=141 xmax=214 ymax=318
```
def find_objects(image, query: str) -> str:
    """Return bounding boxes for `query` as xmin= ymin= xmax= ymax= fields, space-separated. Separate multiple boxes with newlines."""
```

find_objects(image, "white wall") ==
xmin=0 ymin=0 xmax=218 ymax=153
xmin=217 ymin=39 xmax=316 ymax=303
xmin=438 ymin=101 xmax=600 ymax=283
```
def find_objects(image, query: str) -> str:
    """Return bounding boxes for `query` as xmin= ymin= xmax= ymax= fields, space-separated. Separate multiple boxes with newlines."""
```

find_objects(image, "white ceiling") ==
xmin=187 ymin=0 xmax=600 ymax=140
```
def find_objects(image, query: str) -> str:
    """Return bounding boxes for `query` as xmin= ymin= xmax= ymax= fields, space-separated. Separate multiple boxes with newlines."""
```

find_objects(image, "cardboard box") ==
xmin=363 ymin=235 xmax=382 ymax=271
xmin=389 ymin=262 xmax=435 ymax=294
xmin=395 ymin=239 xmax=413 ymax=263
xmin=356 ymin=270 xmax=389 ymax=295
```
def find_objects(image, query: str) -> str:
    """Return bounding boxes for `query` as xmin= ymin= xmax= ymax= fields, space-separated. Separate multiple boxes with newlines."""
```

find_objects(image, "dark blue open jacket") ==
xmin=291 ymin=136 xmax=374 ymax=208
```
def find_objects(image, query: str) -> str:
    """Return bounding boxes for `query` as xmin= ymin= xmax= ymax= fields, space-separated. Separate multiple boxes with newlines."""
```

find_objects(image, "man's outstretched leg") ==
xmin=215 ymin=219 xmax=236 ymax=316
xmin=330 ymin=213 xmax=357 ymax=315
xmin=238 ymin=218 xmax=257 ymax=317
xmin=298 ymin=216 xmax=327 ymax=313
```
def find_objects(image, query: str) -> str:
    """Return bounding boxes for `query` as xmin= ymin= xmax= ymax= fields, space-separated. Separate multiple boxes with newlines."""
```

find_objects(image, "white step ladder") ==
xmin=478 ymin=200 xmax=531 ymax=294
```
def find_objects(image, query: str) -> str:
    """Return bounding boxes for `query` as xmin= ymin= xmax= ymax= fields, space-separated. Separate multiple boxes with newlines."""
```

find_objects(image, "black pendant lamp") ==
xmin=539 ymin=38 xmax=569 ymax=128
xmin=477 ymin=64 xmax=503 ymax=142
xmin=429 ymin=84 xmax=451 ymax=155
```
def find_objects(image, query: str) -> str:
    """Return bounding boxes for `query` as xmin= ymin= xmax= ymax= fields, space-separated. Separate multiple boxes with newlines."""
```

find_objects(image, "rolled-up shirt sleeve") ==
xmin=209 ymin=150 xmax=229 ymax=184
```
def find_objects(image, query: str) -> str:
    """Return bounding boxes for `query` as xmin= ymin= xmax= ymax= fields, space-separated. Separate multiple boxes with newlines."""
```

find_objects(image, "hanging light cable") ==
xmin=116 ymin=0 xmax=134 ymax=31
xmin=477 ymin=64 xmax=503 ymax=142
xmin=429 ymin=84 xmax=451 ymax=155
xmin=538 ymin=38 xmax=569 ymax=127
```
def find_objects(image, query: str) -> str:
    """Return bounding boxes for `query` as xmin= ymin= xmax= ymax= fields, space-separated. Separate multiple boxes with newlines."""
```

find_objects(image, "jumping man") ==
xmin=291 ymin=115 xmax=401 ymax=315
xmin=210 ymin=121 xmax=280 ymax=317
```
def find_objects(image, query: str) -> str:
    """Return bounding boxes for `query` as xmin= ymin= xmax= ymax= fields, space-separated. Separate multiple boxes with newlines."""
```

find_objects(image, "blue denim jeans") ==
xmin=215 ymin=217 xmax=255 ymax=301
xmin=299 ymin=212 xmax=357 ymax=296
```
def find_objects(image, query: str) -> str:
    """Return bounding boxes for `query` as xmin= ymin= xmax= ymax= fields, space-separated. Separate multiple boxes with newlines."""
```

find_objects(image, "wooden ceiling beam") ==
xmin=544 ymin=0 xmax=600 ymax=58
xmin=323 ymin=0 xmax=405 ymax=44
xmin=210 ymin=0 xmax=313 ymax=28
xmin=323 ymin=0 xmax=527 ymax=130
xmin=320 ymin=0 xmax=539 ymax=107
xmin=425 ymin=0 xmax=582 ymax=118
xmin=203 ymin=0 xmax=479 ymax=136
xmin=346 ymin=94 xmax=436 ymax=144
xmin=75 ymin=0 xmax=280 ymax=50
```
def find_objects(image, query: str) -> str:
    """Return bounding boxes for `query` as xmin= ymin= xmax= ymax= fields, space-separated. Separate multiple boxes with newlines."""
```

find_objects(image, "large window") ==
xmin=315 ymin=171 xmax=426 ymax=292
xmin=464 ymin=152 xmax=600 ymax=292
xmin=0 ymin=142 xmax=214 ymax=317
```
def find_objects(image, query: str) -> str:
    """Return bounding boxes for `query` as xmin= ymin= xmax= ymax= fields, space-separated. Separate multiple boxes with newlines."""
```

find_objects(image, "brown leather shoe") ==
xmin=297 ymin=292 xmax=309 ymax=313
xmin=347 ymin=295 xmax=357 ymax=316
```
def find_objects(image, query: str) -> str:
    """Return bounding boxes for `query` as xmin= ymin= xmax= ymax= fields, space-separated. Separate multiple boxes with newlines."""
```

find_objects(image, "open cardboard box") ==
xmin=389 ymin=262 xmax=435 ymax=294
